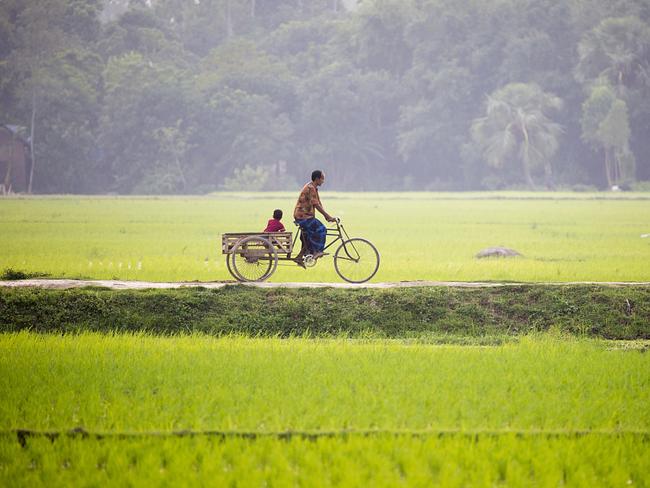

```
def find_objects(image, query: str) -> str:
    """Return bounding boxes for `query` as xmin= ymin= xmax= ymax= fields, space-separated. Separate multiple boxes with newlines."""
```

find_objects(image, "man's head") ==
xmin=273 ymin=209 xmax=283 ymax=220
xmin=311 ymin=170 xmax=325 ymax=186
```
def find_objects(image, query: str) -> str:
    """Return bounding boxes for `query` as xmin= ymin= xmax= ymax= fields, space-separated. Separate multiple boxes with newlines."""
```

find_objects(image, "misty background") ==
xmin=1 ymin=0 xmax=649 ymax=194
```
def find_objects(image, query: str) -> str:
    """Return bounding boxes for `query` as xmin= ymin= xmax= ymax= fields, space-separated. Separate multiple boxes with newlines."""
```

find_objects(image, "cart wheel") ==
xmin=333 ymin=238 xmax=380 ymax=283
xmin=231 ymin=236 xmax=278 ymax=282
xmin=225 ymin=253 xmax=237 ymax=280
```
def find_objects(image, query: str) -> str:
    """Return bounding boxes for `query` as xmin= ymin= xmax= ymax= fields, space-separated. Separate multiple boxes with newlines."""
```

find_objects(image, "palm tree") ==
xmin=581 ymin=83 xmax=634 ymax=187
xmin=470 ymin=83 xmax=563 ymax=187
xmin=575 ymin=17 xmax=650 ymax=97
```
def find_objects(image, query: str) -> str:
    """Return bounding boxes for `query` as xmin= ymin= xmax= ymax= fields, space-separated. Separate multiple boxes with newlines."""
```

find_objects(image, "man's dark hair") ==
xmin=311 ymin=170 xmax=323 ymax=181
xmin=273 ymin=209 xmax=283 ymax=220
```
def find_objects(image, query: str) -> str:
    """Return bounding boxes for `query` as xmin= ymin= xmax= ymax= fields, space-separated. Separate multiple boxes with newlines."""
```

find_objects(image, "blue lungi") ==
xmin=295 ymin=218 xmax=327 ymax=253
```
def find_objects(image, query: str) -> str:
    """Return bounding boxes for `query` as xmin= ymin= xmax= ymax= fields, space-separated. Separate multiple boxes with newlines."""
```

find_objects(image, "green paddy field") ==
xmin=2 ymin=193 xmax=649 ymax=486
xmin=1 ymin=333 xmax=649 ymax=486
xmin=1 ymin=192 xmax=649 ymax=282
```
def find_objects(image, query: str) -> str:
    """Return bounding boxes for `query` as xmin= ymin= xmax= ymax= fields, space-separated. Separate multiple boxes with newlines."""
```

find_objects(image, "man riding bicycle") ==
xmin=293 ymin=170 xmax=336 ymax=265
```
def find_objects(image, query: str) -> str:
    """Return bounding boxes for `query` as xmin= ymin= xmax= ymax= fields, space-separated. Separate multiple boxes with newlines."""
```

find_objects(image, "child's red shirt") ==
xmin=264 ymin=218 xmax=285 ymax=232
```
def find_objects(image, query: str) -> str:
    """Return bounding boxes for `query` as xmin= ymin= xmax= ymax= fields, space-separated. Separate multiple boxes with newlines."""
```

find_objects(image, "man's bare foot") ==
xmin=312 ymin=251 xmax=328 ymax=260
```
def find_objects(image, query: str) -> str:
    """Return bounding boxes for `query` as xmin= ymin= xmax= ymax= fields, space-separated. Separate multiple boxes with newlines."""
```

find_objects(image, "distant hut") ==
xmin=0 ymin=125 xmax=31 ymax=193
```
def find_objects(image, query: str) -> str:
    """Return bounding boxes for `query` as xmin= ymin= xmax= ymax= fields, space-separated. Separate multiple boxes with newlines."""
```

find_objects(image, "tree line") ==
xmin=1 ymin=0 xmax=649 ymax=193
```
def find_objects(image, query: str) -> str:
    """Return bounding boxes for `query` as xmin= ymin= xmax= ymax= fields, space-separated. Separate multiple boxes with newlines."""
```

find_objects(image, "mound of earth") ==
xmin=475 ymin=247 xmax=522 ymax=258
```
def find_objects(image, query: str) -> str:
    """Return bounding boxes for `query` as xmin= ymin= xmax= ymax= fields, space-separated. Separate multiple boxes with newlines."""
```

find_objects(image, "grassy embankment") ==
xmin=1 ymin=285 xmax=648 ymax=339
xmin=1 ymin=333 xmax=648 ymax=486
xmin=1 ymin=193 xmax=649 ymax=282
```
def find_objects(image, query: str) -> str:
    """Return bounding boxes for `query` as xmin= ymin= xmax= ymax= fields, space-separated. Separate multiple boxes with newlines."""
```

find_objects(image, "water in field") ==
xmin=1 ymin=193 xmax=649 ymax=282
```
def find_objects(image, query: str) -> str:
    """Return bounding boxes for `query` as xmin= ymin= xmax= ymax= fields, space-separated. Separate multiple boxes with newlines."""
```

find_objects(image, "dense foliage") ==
xmin=1 ymin=0 xmax=649 ymax=193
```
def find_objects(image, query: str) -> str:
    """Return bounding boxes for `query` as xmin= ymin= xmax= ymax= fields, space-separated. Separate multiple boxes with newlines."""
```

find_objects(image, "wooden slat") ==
xmin=221 ymin=232 xmax=293 ymax=255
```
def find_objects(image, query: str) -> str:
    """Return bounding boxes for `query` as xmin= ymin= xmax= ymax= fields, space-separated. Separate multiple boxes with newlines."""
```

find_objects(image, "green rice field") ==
xmin=1 ymin=333 xmax=649 ymax=485
xmin=1 ymin=192 xmax=649 ymax=282
xmin=4 ymin=333 xmax=649 ymax=432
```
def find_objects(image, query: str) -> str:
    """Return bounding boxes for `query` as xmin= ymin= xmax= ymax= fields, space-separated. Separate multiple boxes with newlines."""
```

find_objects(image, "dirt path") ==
xmin=1 ymin=279 xmax=649 ymax=290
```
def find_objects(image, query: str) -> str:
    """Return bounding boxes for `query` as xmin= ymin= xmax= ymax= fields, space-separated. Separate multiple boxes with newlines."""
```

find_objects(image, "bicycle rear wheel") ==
xmin=333 ymin=238 xmax=380 ymax=283
xmin=231 ymin=236 xmax=278 ymax=282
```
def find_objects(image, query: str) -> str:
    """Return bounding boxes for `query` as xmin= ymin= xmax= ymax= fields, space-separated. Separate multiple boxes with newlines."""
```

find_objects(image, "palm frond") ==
xmin=484 ymin=128 xmax=516 ymax=167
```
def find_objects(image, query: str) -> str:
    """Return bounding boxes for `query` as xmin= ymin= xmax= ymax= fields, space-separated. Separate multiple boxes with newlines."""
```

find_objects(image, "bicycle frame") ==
xmin=291 ymin=218 xmax=359 ymax=261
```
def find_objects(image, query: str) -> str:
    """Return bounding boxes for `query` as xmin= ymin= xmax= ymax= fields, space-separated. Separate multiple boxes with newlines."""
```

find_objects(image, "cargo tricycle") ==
xmin=221 ymin=218 xmax=379 ymax=283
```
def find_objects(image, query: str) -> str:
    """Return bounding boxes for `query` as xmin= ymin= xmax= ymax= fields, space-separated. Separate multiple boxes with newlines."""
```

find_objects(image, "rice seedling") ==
xmin=1 ymin=433 xmax=647 ymax=487
xmin=1 ymin=333 xmax=648 ymax=433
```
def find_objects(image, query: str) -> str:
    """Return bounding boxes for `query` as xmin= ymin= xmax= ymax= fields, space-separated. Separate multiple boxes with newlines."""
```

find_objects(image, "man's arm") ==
xmin=315 ymin=203 xmax=335 ymax=222
xmin=309 ymin=185 xmax=335 ymax=222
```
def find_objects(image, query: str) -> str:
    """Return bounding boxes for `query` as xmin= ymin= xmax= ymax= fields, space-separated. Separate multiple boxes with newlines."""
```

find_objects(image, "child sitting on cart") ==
xmin=263 ymin=209 xmax=286 ymax=232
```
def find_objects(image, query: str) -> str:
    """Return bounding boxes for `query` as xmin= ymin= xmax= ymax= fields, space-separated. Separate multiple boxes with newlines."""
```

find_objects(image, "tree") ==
xmin=189 ymin=86 xmax=295 ymax=191
xmin=353 ymin=0 xmax=416 ymax=75
xmin=575 ymin=16 xmax=650 ymax=184
xmin=575 ymin=16 xmax=650 ymax=96
xmin=470 ymin=83 xmax=563 ymax=187
xmin=152 ymin=0 xmax=231 ymax=55
xmin=31 ymin=48 xmax=103 ymax=193
xmin=98 ymin=3 xmax=190 ymax=67
xmin=198 ymin=39 xmax=296 ymax=108
xmin=296 ymin=63 xmax=403 ymax=189
xmin=99 ymin=52 xmax=192 ymax=193
xmin=8 ymin=0 xmax=66 ymax=193
xmin=398 ymin=63 xmax=475 ymax=188
xmin=581 ymin=83 xmax=635 ymax=187
xmin=149 ymin=123 xmax=189 ymax=193
xmin=3 ymin=0 xmax=103 ymax=193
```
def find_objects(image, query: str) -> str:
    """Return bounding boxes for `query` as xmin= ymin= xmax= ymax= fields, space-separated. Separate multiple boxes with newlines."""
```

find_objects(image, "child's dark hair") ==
xmin=273 ymin=209 xmax=283 ymax=220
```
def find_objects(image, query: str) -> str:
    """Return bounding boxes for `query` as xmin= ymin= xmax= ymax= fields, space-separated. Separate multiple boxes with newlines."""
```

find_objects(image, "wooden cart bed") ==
xmin=221 ymin=232 xmax=293 ymax=256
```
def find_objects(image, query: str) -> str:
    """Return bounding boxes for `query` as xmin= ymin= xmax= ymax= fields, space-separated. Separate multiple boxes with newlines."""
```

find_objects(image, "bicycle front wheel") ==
xmin=333 ymin=238 xmax=380 ymax=283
